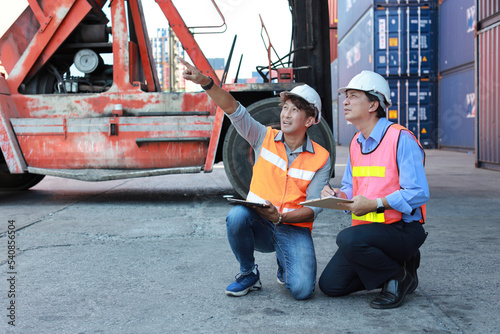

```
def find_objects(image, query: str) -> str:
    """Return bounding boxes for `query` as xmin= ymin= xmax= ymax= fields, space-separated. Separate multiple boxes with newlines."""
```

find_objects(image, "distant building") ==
xmin=150 ymin=28 xmax=185 ymax=91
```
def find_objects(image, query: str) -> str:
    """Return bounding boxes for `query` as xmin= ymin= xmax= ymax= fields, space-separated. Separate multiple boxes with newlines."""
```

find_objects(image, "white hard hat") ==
xmin=280 ymin=84 xmax=322 ymax=124
xmin=338 ymin=70 xmax=392 ymax=108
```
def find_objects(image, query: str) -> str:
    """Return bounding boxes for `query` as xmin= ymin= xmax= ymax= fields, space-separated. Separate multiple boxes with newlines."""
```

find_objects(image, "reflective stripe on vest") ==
xmin=248 ymin=127 xmax=330 ymax=231
xmin=350 ymin=123 xmax=425 ymax=226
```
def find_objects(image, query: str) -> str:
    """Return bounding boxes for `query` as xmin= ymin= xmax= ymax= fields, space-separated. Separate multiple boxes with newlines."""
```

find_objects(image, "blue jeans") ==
xmin=226 ymin=205 xmax=316 ymax=300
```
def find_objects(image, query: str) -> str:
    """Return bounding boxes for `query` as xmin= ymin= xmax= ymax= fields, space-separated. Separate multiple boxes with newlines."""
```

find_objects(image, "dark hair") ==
xmin=365 ymin=92 xmax=386 ymax=118
xmin=279 ymin=94 xmax=317 ymax=120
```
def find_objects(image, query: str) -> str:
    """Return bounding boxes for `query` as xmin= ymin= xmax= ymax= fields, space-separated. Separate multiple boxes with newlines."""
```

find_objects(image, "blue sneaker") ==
xmin=225 ymin=266 xmax=262 ymax=297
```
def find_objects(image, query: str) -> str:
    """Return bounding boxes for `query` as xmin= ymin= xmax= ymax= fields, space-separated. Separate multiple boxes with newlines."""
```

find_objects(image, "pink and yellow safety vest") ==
xmin=350 ymin=123 xmax=426 ymax=226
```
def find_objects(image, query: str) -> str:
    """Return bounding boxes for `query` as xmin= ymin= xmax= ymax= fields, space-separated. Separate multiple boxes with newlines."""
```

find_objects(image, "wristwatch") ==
xmin=201 ymin=76 xmax=214 ymax=90
xmin=376 ymin=198 xmax=385 ymax=213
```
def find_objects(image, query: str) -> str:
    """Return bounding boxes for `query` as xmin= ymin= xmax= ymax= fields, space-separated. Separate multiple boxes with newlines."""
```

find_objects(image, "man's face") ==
xmin=280 ymin=100 xmax=313 ymax=135
xmin=343 ymin=89 xmax=373 ymax=123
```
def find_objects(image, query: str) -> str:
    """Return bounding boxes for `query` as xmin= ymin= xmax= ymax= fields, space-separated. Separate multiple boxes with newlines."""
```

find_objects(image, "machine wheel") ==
xmin=0 ymin=67 xmax=52 ymax=191
xmin=222 ymin=97 xmax=335 ymax=198
xmin=0 ymin=166 xmax=45 ymax=191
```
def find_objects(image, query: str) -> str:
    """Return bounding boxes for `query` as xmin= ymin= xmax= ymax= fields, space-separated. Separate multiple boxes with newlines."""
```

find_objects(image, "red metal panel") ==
xmin=110 ymin=0 xmax=133 ymax=91
xmin=0 ymin=7 xmax=40 ymax=73
xmin=129 ymin=0 xmax=160 ymax=92
xmin=0 ymin=76 xmax=26 ymax=173
xmin=26 ymin=0 xmax=94 ymax=83
xmin=5 ymin=0 xmax=94 ymax=93
xmin=477 ymin=24 xmax=500 ymax=170
xmin=11 ymin=116 xmax=214 ymax=169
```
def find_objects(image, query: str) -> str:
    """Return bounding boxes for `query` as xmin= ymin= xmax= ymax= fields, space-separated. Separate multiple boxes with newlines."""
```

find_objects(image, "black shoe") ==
xmin=370 ymin=269 xmax=417 ymax=309
xmin=406 ymin=250 xmax=420 ymax=294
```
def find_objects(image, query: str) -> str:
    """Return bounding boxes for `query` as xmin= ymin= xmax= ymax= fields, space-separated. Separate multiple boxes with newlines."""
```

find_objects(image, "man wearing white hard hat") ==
xmin=319 ymin=70 xmax=429 ymax=309
xmin=180 ymin=59 xmax=331 ymax=300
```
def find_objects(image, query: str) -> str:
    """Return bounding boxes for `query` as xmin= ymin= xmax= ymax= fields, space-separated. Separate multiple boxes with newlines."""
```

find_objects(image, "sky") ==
xmin=0 ymin=0 xmax=292 ymax=79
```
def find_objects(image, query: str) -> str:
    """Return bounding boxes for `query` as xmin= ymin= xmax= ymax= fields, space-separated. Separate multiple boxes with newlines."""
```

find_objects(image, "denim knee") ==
xmin=287 ymin=279 xmax=315 ymax=300
xmin=226 ymin=205 xmax=252 ymax=228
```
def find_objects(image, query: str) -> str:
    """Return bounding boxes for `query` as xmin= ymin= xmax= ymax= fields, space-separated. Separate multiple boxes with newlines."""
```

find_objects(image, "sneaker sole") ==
xmin=277 ymin=277 xmax=285 ymax=285
xmin=225 ymin=280 xmax=262 ymax=297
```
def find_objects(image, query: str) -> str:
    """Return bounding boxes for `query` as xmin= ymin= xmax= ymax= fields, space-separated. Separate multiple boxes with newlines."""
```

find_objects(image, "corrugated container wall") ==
xmin=331 ymin=59 xmax=339 ymax=143
xmin=476 ymin=0 xmax=500 ymax=170
xmin=329 ymin=0 xmax=338 ymax=61
xmin=437 ymin=0 xmax=476 ymax=151
xmin=337 ymin=0 xmax=374 ymax=41
xmin=439 ymin=0 xmax=475 ymax=72
xmin=336 ymin=1 xmax=438 ymax=147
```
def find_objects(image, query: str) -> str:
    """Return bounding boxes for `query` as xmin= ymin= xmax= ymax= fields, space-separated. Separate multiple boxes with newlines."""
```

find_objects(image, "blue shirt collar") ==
xmin=357 ymin=118 xmax=392 ymax=146
xmin=274 ymin=131 xmax=315 ymax=154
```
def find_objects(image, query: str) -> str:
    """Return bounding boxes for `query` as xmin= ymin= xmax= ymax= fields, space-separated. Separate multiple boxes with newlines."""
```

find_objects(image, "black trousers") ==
xmin=319 ymin=220 xmax=427 ymax=296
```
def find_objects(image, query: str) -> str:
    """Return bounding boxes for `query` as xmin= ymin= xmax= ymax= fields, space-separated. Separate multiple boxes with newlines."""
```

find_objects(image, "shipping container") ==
xmin=476 ymin=1 xmax=500 ymax=170
xmin=338 ymin=0 xmax=374 ymax=41
xmin=374 ymin=6 xmax=437 ymax=76
xmin=331 ymin=58 xmax=339 ymax=142
xmin=329 ymin=0 xmax=338 ymax=61
xmin=338 ymin=9 xmax=374 ymax=106
xmin=438 ymin=0 xmax=475 ymax=72
xmin=337 ymin=9 xmax=373 ymax=145
xmin=337 ymin=3 xmax=438 ymax=146
xmin=438 ymin=65 xmax=475 ymax=150
xmin=477 ymin=0 xmax=500 ymax=22
xmin=387 ymin=77 xmax=437 ymax=147
xmin=335 ymin=77 xmax=437 ymax=148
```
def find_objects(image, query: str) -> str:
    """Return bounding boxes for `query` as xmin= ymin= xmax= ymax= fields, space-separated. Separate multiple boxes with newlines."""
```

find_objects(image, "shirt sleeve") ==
xmin=340 ymin=151 xmax=354 ymax=200
xmin=225 ymin=103 xmax=267 ymax=149
xmin=305 ymin=156 xmax=331 ymax=219
xmin=385 ymin=131 xmax=430 ymax=217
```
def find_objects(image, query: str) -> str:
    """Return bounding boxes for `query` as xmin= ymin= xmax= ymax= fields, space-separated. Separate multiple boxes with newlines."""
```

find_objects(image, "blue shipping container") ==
xmin=338 ymin=10 xmax=374 ymax=102
xmin=338 ymin=0 xmax=437 ymax=41
xmin=337 ymin=10 xmax=373 ymax=146
xmin=338 ymin=0 xmax=374 ymax=41
xmin=374 ymin=6 xmax=437 ymax=76
xmin=337 ymin=4 xmax=438 ymax=146
xmin=438 ymin=66 xmax=475 ymax=150
xmin=438 ymin=0 xmax=475 ymax=72
xmin=336 ymin=76 xmax=437 ymax=148
xmin=387 ymin=77 xmax=437 ymax=147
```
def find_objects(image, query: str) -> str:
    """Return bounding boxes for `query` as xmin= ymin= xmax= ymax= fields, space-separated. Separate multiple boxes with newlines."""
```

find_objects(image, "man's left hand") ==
xmin=338 ymin=195 xmax=377 ymax=216
xmin=252 ymin=200 xmax=280 ymax=222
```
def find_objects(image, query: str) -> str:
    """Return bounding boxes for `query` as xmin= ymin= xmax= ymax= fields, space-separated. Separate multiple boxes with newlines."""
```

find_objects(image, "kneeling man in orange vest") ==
xmin=181 ymin=59 xmax=331 ymax=300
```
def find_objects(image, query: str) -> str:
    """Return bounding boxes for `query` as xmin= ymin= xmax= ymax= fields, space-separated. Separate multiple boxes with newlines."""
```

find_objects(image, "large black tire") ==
xmin=223 ymin=97 xmax=335 ymax=198
xmin=0 ymin=67 xmax=52 ymax=191
xmin=0 ymin=166 xmax=45 ymax=191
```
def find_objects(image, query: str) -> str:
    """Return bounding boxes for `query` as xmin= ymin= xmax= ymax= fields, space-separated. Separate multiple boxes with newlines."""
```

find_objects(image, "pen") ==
xmin=326 ymin=181 xmax=337 ymax=197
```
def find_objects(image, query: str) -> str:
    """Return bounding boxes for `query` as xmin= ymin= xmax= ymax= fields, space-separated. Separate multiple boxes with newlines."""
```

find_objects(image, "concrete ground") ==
xmin=1 ymin=145 xmax=499 ymax=333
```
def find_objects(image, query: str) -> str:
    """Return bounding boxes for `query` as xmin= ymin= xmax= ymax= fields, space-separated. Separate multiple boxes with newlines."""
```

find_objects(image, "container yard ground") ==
xmin=1 ymin=145 xmax=499 ymax=333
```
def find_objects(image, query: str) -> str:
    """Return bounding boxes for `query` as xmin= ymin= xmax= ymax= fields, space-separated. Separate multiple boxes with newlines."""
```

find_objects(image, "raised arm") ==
xmin=180 ymin=58 xmax=239 ymax=115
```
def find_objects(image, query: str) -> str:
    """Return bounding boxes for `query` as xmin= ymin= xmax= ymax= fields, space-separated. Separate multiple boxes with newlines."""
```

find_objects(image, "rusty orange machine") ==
xmin=0 ymin=0 xmax=334 ymax=197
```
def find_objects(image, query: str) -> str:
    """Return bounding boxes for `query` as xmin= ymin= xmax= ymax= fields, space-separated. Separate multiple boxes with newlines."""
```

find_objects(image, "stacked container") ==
xmin=438 ymin=0 xmax=476 ymax=151
xmin=476 ymin=0 xmax=500 ymax=170
xmin=336 ymin=0 xmax=438 ymax=148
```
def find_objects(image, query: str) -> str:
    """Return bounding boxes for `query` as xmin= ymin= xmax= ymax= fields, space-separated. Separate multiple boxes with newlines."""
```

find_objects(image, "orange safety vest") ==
xmin=247 ymin=127 xmax=330 ymax=231
xmin=350 ymin=123 xmax=426 ymax=226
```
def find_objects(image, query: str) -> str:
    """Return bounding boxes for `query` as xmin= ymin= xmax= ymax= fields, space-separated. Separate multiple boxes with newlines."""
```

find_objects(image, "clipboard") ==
xmin=300 ymin=197 xmax=353 ymax=210
xmin=227 ymin=198 xmax=268 ymax=207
